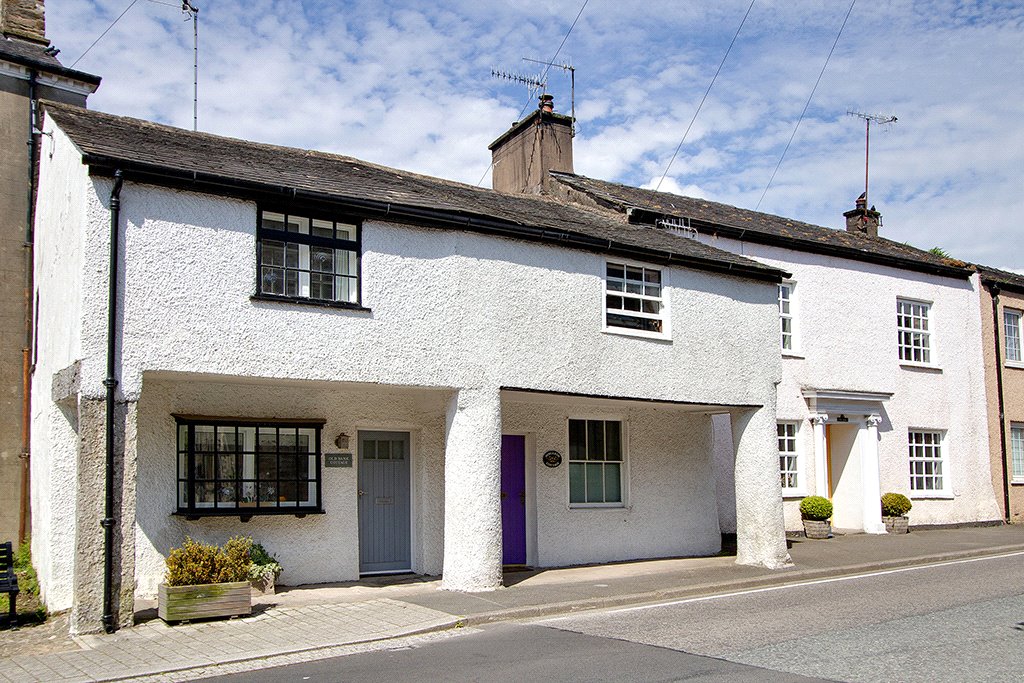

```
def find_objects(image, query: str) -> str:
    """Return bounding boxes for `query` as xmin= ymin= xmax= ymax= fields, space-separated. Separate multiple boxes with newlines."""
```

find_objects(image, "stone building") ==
xmin=0 ymin=0 xmax=99 ymax=543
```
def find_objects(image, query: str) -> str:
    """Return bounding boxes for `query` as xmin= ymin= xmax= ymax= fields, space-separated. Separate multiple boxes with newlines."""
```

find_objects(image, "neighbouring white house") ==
xmin=31 ymin=100 xmax=793 ymax=635
xmin=548 ymin=174 xmax=1003 ymax=534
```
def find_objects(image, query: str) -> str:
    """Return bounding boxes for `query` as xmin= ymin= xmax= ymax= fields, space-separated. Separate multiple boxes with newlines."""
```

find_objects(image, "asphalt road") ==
xmin=207 ymin=551 xmax=1024 ymax=683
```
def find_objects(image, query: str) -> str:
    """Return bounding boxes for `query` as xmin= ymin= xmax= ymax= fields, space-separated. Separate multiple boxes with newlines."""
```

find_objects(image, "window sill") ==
xmin=781 ymin=491 xmax=807 ymax=499
xmin=601 ymin=327 xmax=671 ymax=343
xmin=1005 ymin=361 xmax=1024 ymax=370
xmin=251 ymin=293 xmax=371 ymax=312
xmin=899 ymin=362 xmax=942 ymax=373
xmin=1011 ymin=480 xmax=1024 ymax=486
xmin=174 ymin=508 xmax=325 ymax=522
xmin=908 ymin=493 xmax=954 ymax=500
xmin=781 ymin=351 xmax=805 ymax=359
xmin=568 ymin=503 xmax=628 ymax=510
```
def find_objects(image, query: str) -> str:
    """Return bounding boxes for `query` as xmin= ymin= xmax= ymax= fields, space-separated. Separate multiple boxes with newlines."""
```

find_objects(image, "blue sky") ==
xmin=47 ymin=1 xmax=1023 ymax=270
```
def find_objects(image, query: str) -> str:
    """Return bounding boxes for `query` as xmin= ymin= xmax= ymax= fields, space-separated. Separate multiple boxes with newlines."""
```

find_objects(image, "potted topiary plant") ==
xmin=158 ymin=536 xmax=253 ymax=623
xmin=248 ymin=542 xmax=282 ymax=595
xmin=881 ymin=492 xmax=912 ymax=534
xmin=799 ymin=495 xmax=833 ymax=539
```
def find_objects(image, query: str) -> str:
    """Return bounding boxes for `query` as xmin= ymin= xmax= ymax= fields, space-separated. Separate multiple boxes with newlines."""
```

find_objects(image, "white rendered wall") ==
xmin=34 ymin=125 xmax=785 ymax=600
xmin=133 ymin=376 xmax=450 ymax=598
xmin=29 ymin=123 xmax=91 ymax=611
xmin=699 ymin=235 xmax=1000 ymax=528
xmin=503 ymin=400 xmax=723 ymax=566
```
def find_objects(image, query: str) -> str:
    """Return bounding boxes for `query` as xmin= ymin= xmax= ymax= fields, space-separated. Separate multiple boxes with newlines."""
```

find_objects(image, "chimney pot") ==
xmin=843 ymin=193 xmax=881 ymax=238
xmin=539 ymin=94 xmax=554 ymax=113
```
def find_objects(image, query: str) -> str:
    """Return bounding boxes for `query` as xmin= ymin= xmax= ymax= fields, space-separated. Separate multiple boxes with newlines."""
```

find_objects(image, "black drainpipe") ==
xmin=102 ymin=170 xmax=124 ymax=634
xmin=990 ymin=284 xmax=1011 ymax=522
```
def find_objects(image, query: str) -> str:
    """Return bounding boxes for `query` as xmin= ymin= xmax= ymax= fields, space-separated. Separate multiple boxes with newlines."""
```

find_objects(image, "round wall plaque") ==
xmin=542 ymin=450 xmax=562 ymax=468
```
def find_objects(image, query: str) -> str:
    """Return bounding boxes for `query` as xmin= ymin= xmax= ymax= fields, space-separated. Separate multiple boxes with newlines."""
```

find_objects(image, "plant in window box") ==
xmin=881 ymin=492 xmax=912 ymax=534
xmin=158 ymin=536 xmax=253 ymax=623
xmin=248 ymin=543 xmax=283 ymax=595
xmin=799 ymin=496 xmax=833 ymax=539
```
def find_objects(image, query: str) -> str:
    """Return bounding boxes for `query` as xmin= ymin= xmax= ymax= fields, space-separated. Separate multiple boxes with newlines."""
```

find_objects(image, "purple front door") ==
xmin=501 ymin=435 xmax=527 ymax=565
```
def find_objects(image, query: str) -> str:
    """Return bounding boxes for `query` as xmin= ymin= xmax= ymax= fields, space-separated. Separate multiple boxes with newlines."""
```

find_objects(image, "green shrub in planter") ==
xmin=881 ymin=492 xmax=912 ymax=517
xmin=165 ymin=536 xmax=253 ymax=587
xmin=799 ymin=496 xmax=833 ymax=521
xmin=248 ymin=543 xmax=283 ymax=594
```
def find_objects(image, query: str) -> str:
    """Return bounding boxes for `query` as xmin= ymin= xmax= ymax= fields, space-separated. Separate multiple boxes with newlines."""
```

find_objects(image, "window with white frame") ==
xmin=1005 ymin=309 xmax=1022 ymax=363
xmin=897 ymin=299 xmax=932 ymax=364
xmin=176 ymin=418 xmax=323 ymax=516
xmin=1011 ymin=425 xmax=1024 ymax=484
xmin=605 ymin=262 xmax=665 ymax=334
xmin=779 ymin=282 xmax=795 ymax=351
xmin=257 ymin=209 xmax=360 ymax=305
xmin=778 ymin=422 xmax=799 ymax=492
xmin=908 ymin=430 xmax=946 ymax=494
xmin=568 ymin=419 xmax=624 ymax=505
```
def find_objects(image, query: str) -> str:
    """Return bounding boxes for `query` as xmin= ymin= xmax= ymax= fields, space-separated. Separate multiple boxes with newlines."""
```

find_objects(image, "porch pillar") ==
xmin=732 ymin=406 xmax=791 ymax=569
xmin=811 ymin=413 xmax=829 ymax=496
xmin=861 ymin=414 xmax=886 ymax=534
xmin=441 ymin=386 xmax=503 ymax=591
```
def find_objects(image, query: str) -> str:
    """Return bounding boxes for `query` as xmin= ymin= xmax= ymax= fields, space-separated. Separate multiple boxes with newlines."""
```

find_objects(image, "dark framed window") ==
xmin=257 ymin=209 xmax=361 ymax=305
xmin=175 ymin=417 xmax=324 ymax=518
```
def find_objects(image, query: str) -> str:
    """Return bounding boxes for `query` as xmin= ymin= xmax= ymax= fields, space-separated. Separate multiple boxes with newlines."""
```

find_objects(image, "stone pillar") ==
xmin=732 ymin=406 xmax=791 ymax=569
xmin=811 ymin=413 xmax=829 ymax=496
xmin=860 ymin=414 xmax=886 ymax=534
xmin=70 ymin=397 xmax=137 ymax=635
xmin=441 ymin=386 xmax=503 ymax=592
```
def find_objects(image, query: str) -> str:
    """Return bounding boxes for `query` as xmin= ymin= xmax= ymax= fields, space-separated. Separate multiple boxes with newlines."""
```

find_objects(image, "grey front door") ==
xmin=358 ymin=431 xmax=411 ymax=573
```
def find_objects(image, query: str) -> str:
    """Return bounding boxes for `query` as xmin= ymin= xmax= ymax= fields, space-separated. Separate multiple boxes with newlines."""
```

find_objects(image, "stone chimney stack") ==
xmin=488 ymin=94 xmax=574 ymax=195
xmin=843 ymin=192 xmax=881 ymax=237
xmin=1 ymin=0 xmax=47 ymax=45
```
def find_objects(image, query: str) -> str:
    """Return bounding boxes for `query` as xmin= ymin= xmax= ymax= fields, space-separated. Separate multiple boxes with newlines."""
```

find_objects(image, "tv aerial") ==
xmin=491 ymin=57 xmax=576 ymax=136
xmin=847 ymin=110 xmax=898 ymax=207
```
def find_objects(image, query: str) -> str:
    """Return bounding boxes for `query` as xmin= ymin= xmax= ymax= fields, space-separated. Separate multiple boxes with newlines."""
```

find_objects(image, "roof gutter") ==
xmin=78 ymin=156 xmax=785 ymax=284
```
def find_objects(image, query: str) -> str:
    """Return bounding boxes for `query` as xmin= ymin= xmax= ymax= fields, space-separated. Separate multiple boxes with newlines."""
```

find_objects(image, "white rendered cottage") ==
xmin=549 ymin=174 xmax=1002 ymax=534
xmin=31 ymin=102 xmax=791 ymax=635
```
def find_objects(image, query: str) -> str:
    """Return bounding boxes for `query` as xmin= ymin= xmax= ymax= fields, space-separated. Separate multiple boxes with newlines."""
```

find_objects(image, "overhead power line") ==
xmin=755 ymin=0 xmax=857 ymax=211
xmin=70 ymin=0 xmax=140 ymax=68
xmin=655 ymin=0 xmax=756 ymax=192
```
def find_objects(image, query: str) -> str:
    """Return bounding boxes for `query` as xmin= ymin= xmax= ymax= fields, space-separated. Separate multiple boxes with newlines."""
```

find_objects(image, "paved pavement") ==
xmin=2 ymin=524 xmax=1023 ymax=682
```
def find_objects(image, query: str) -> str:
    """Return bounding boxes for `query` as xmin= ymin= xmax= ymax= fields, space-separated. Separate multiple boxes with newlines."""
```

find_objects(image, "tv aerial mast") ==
xmin=847 ymin=110 xmax=897 ymax=206
xmin=491 ymin=57 xmax=577 ymax=136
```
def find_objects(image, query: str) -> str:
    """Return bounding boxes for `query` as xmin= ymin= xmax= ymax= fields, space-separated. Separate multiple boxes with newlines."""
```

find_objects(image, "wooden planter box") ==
xmin=158 ymin=581 xmax=252 ymax=623
xmin=802 ymin=519 xmax=832 ymax=539
xmin=884 ymin=515 xmax=909 ymax=534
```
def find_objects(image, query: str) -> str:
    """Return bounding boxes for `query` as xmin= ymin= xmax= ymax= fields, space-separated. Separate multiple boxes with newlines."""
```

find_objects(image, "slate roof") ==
xmin=976 ymin=265 xmax=1024 ymax=294
xmin=41 ymin=101 xmax=784 ymax=282
xmin=0 ymin=36 xmax=101 ymax=85
xmin=551 ymin=172 xmax=973 ymax=279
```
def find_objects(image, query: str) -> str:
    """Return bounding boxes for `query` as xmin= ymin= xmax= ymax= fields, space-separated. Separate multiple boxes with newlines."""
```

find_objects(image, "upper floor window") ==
xmin=568 ymin=419 xmax=624 ymax=506
xmin=908 ymin=429 xmax=948 ymax=495
xmin=897 ymin=298 xmax=931 ymax=364
xmin=1005 ymin=309 xmax=1022 ymax=364
xmin=779 ymin=282 xmax=795 ymax=351
xmin=778 ymin=422 xmax=800 ymax=493
xmin=257 ymin=210 xmax=360 ymax=305
xmin=605 ymin=262 xmax=665 ymax=335
xmin=176 ymin=418 xmax=324 ymax=517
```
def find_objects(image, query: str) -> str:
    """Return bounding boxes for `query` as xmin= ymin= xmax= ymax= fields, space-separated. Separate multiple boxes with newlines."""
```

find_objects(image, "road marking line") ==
xmin=539 ymin=550 xmax=1024 ymax=621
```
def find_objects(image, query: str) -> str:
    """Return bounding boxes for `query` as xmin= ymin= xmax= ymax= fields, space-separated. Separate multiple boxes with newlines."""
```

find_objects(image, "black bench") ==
xmin=1 ymin=541 xmax=18 ymax=629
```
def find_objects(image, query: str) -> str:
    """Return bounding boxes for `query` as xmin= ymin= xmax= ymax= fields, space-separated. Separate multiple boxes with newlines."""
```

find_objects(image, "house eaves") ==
xmin=551 ymin=171 xmax=974 ymax=281
xmin=42 ymin=101 xmax=787 ymax=285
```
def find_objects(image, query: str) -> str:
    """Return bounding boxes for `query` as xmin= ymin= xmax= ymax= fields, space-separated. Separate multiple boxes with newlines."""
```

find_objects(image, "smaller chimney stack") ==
xmin=844 ymin=192 xmax=881 ymax=237
xmin=1 ymin=0 xmax=48 ymax=45
xmin=488 ymin=94 xmax=574 ymax=195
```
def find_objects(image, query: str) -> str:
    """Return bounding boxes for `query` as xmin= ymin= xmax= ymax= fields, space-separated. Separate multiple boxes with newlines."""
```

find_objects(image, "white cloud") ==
xmin=45 ymin=0 xmax=1024 ymax=268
